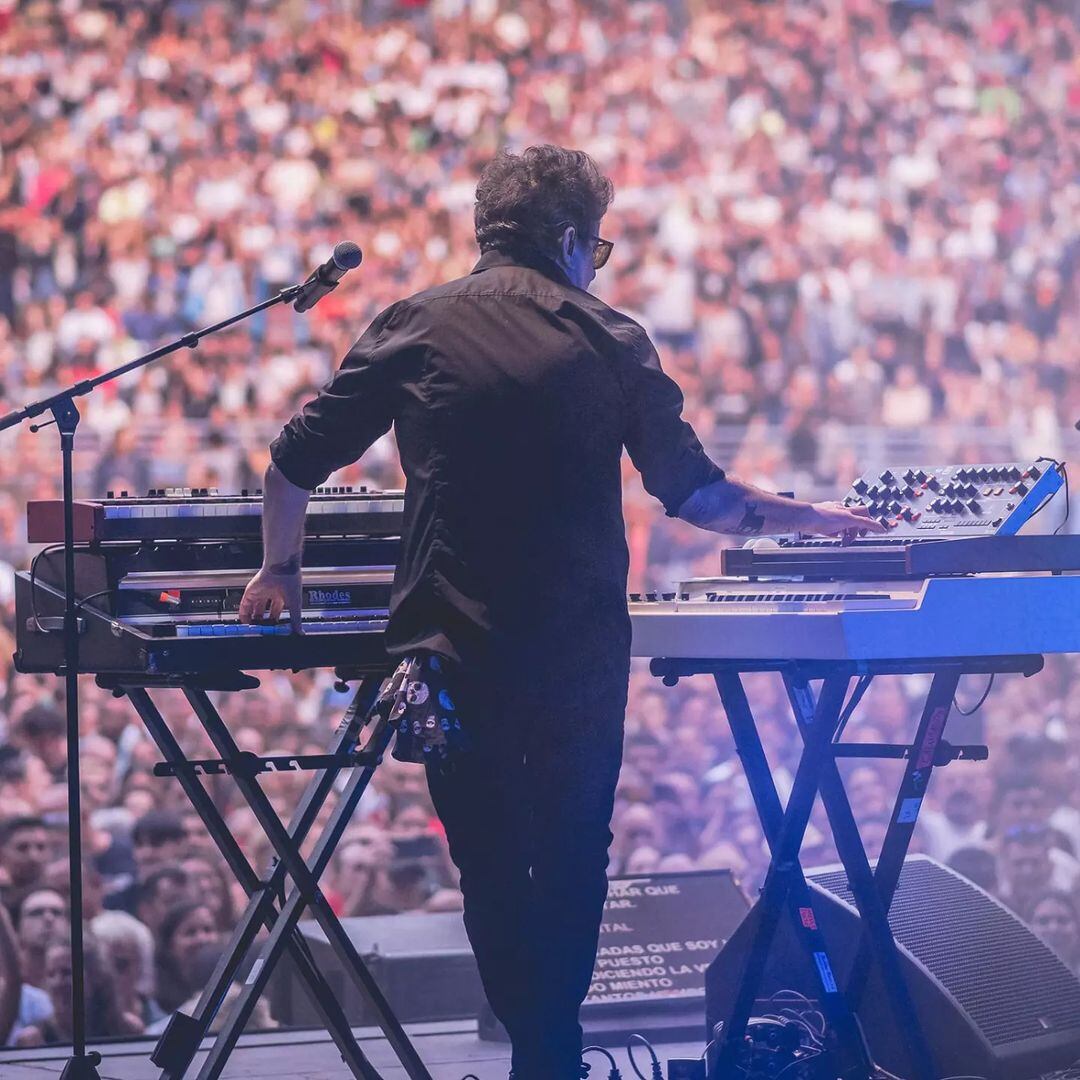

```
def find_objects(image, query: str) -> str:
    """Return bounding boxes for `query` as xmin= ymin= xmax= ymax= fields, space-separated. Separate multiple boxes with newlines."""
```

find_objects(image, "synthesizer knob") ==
xmin=879 ymin=469 xmax=894 ymax=484
xmin=241 ymin=489 xmax=249 ymax=497
xmin=629 ymin=593 xmax=642 ymax=602
xmin=120 ymin=490 xmax=128 ymax=498
xmin=1006 ymin=466 xmax=1021 ymax=480
xmin=853 ymin=478 xmax=869 ymax=494
xmin=1010 ymin=482 xmax=1028 ymax=495
xmin=967 ymin=499 xmax=981 ymax=513
xmin=106 ymin=490 xmax=114 ymax=499
xmin=926 ymin=477 xmax=940 ymax=491
xmin=662 ymin=592 xmax=675 ymax=601
xmin=1028 ymin=465 xmax=1042 ymax=478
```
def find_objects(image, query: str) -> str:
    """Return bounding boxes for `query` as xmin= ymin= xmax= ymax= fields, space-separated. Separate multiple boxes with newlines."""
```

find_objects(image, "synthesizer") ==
xmin=630 ymin=460 xmax=1075 ymax=663
xmin=26 ymin=486 xmax=404 ymax=543
xmin=629 ymin=554 xmax=1080 ymax=662
xmin=838 ymin=459 xmax=1062 ymax=537
xmin=14 ymin=490 xmax=398 ymax=677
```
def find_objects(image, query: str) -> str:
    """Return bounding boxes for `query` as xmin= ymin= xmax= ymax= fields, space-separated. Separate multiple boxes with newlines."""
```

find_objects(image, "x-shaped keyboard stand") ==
xmin=650 ymin=653 xmax=1043 ymax=1080
xmin=97 ymin=668 xmax=433 ymax=1080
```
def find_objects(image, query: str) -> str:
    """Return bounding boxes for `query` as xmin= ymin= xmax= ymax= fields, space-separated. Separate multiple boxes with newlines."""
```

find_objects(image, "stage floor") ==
xmin=0 ymin=1020 xmax=703 ymax=1079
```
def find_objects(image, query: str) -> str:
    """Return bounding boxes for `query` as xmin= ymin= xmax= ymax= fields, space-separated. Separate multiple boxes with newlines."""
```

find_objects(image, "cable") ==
xmin=775 ymin=1049 xmax=823 ymax=1079
xmin=626 ymin=1033 xmax=663 ymax=1080
xmin=28 ymin=543 xmax=66 ymax=632
xmin=73 ymin=588 xmax=115 ymax=612
xmin=582 ymin=1047 xmax=621 ymax=1080
xmin=834 ymin=675 xmax=872 ymax=742
xmin=1030 ymin=457 xmax=1068 ymax=533
xmin=1052 ymin=460 xmax=1070 ymax=535
xmin=953 ymin=672 xmax=995 ymax=716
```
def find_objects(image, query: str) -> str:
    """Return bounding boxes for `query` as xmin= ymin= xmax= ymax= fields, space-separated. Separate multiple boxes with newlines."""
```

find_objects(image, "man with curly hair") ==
xmin=242 ymin=144 xmax=877 ymax=1079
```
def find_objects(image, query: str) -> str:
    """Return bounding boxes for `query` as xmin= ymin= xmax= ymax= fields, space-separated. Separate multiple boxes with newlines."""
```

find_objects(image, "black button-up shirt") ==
xmin=271 ymin=248 xmax=723 ymax=665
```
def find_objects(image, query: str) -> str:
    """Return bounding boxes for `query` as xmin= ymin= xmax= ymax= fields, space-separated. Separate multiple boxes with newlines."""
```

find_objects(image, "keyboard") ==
xmin=26 ymin=487 xmax=404 ymax=543
xmin=14 ymin=491 xmax=402 ymax=678
xmin=630 ymin=536 xmax=1080 ymax=662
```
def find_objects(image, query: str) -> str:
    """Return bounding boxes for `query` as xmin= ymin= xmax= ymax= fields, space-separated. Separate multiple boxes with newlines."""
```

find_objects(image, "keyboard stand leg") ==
xmin=183 ymin=686 xmax=432 ymax=1080
xmin=847 ymin=668 xmax=962 ymax=994
xmin=121 ymin=677 xmax=386 ymax=1080
xmin=784 ymin=671 xmax=950 ymax=1080
xmin=711 ymin=673 xmax=874 ymax=1080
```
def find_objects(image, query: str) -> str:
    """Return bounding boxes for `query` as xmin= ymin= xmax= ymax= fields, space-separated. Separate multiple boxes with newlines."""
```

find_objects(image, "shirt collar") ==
xmin=470 ymin=247 xmax=573 ymax=288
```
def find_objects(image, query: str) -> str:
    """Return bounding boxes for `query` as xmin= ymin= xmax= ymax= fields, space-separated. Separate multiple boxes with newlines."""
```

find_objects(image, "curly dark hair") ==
xmin=474 ymin=144 xmax=614 ymax=258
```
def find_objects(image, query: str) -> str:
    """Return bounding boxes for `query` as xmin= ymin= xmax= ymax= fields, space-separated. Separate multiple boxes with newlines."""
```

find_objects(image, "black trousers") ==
xmin=426 ymin=642 xmax=628 ymax=1079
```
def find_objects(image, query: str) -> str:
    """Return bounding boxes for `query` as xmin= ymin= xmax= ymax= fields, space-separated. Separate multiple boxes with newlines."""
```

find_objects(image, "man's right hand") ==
xmin=238 ymin=565 xmax=304 ymax=632
xmin=801 ymin=501 xmax=889 ymax=544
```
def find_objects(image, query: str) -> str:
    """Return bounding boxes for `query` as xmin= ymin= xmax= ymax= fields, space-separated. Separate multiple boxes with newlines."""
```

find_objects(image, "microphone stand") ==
xmin=0 ymin=282 xmax=304 ymax=1079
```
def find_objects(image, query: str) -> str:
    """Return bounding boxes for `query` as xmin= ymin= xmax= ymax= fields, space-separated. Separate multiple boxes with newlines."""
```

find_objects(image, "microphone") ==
xmin=292 ymin=241 xmax=363 ymax=313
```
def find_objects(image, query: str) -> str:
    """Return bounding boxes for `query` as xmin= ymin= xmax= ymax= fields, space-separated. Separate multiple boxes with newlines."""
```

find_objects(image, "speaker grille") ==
xmin=810 ymin=858 xmax=1080 ymax=1047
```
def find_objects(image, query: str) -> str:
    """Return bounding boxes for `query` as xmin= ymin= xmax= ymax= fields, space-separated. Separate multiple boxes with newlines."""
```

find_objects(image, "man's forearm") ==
xmin=676 ymin=476 xmax=812 ymax=536
xmin=260 ymin=462 xmax=311 ymax=571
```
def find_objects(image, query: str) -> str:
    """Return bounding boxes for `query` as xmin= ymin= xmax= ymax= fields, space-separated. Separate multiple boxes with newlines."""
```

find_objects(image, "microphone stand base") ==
xmin=59 ymin=1051 xmax=102 ymax=1080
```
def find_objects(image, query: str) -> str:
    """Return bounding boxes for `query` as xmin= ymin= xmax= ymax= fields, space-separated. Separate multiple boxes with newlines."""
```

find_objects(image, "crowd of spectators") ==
xmin=0 ymin=0 xmax=1079 ymax=1046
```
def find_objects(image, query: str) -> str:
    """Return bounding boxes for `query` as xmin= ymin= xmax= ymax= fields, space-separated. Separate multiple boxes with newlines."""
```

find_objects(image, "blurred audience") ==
xmin=0 ymin=0 xmax=1078 ymax=1046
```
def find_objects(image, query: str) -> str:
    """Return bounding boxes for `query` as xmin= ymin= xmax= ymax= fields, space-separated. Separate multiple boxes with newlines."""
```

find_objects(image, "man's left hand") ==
xmin=801 ymin=501 xmax=888 ymax=544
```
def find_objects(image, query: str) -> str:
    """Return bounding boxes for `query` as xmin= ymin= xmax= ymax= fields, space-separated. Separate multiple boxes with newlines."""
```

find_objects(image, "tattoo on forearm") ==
xmin=268 ymin=555 xmax=301 ymax=575
xmin=734 ymin=501 xmax=765 ymax=535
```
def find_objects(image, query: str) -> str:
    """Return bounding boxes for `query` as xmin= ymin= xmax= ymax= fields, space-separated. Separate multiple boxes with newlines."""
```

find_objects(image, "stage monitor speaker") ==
xmin=705 ymin=855 xmax=1080 ymax=1080
xmin=270 ymin=911 xmax=485 ymax=1028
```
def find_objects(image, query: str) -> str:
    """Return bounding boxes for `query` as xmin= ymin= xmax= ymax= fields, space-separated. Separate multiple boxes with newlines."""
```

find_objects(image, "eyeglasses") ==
xmin=24 ymin=905 xmax=65 ymax=918
xmin=589 ymin=236 xmax=614 ymax=270
xmin=555 ymin=221 xmax=614 ymax=270
xmin=1003 ymin=823 xmax=1050 ymax=842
